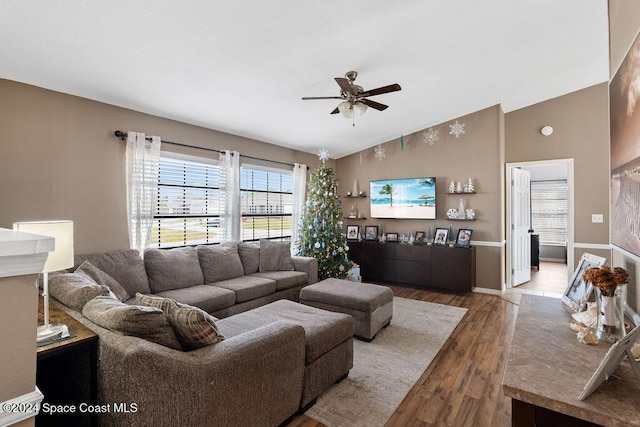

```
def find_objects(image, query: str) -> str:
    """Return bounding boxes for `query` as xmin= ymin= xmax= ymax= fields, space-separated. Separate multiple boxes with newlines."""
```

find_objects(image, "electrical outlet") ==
xmin=591 ymin=214 xmax=603 ymax=223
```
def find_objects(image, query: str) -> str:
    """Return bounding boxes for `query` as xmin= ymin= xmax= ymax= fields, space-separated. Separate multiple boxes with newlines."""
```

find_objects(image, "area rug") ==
xmin=304 ymin=297 xmax=467 ymax=427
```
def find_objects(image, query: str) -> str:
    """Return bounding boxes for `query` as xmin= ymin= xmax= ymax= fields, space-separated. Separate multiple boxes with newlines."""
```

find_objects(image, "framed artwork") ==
xmin=433 ymin=228 xmax=449 ymax=246
xmin=561 ymin=253 xmax=607 ymax=312
xmin=610 ymin=30 xmax=640 ymax=257
xmin=365 ymin=225 xmax=379 ymax=241
xmin=579 ymin=323 xmax=640 ymax=400
xmin=346 ymin=225 xmax=359 ymax=241
xmin=414 ymin=231 xmax=425 ymax=244
xmin=455 ymin=229 xmax=473 ymax=248
xmin=386 ymin=232 xmax=399 ymax=242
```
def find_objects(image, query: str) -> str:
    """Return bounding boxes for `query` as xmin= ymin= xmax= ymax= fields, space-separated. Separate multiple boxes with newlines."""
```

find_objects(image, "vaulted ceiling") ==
xmin=0 ymin=1 xmax=609 ymax=158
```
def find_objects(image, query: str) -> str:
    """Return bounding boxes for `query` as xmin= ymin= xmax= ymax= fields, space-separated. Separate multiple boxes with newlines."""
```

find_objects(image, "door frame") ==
xmin=505 ymin=158 xmax=575 ymax=290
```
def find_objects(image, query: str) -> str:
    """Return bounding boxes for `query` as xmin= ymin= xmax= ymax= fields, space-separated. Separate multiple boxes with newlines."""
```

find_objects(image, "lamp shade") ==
xmin=13 ymin=221 xmax=74 ymax=272
xmin=338 ymin=101 xmax=367 ymax=118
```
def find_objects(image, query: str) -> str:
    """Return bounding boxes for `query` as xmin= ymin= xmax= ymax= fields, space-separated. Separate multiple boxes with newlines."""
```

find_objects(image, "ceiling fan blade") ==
xmin=335 ymin=77 xmax=354 ymax=94
xmin=360 ymin=98 xmax=388 ymax=111
xmin=330 ymin=107 xmax=340 ymax=114
xmin=360 ymin=83 xmax=401 ymax=97
xmin=302 ymin=96 xmax=343 ymax=100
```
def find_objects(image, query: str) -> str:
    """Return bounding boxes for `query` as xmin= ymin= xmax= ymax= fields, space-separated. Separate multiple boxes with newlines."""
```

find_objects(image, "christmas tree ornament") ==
xmin=456 ymin=182 xmax=463 ymax=193
xmin=449 ymin=180 xmax=456 ymax=193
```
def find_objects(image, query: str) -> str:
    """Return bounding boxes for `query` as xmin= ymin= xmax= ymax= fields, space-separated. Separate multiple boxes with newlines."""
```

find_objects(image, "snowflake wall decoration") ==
xmin=373 ymin=144 xmax=386 ymax=161
xmin=318 ymin=148 xmax=330 ymax=163
xmin=423 ymin=127 xmax=440 ymax=145
xmin=449 ymin=120 xmax=466 ymax=138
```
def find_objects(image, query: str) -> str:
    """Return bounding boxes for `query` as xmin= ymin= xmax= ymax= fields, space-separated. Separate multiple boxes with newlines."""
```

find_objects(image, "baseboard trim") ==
xmin=473 ymin=287 xmax=502 ymax=296
xmin=0 ymin=387 xmax=43 ymax=426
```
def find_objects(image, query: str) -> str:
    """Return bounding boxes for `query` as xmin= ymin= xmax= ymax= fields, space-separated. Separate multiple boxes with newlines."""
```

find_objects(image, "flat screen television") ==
xmin=370 ymin=177 xmax=436 ymax=219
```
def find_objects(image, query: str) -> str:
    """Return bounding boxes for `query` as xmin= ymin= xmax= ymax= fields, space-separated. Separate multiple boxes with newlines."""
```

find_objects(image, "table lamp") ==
xmin=13 ymin=220 xmax=74 ymax=342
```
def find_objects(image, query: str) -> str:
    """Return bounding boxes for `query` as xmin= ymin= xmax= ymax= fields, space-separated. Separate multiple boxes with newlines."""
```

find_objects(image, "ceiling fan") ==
xmin=302 ymin=71 xmax=401 ymax=122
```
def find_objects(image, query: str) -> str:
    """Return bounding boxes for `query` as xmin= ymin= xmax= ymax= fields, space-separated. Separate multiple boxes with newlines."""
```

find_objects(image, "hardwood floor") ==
xmin=286 ymin=286 xmax=519 ymax=427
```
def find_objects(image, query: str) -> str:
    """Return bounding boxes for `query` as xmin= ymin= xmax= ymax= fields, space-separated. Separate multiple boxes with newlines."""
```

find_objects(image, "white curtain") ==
xmin=291 ymin=163 xmax=307 ymax=255
xmin=219 ymin=150 xmax=241 ymax=243
xmin=126 ymin=131 xmax=161 ymax=253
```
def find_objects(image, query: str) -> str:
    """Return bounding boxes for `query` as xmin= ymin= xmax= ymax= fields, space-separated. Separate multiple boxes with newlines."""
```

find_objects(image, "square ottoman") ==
xmin=299 ymin=278 xmax=393 ymax=341
xmin=216 ymin=300 xmax=354 ymax=410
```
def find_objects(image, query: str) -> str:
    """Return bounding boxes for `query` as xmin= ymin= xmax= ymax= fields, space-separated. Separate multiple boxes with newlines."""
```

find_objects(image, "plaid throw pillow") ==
xmin=136 ymin=293 xmax=224 ymax=350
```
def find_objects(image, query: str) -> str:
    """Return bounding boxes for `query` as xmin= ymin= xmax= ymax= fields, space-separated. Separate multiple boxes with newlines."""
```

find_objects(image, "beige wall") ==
xmin=0 ymin=79 xmax=321 ymax=254
xmin=0 ymin=274 xmax=38 ymax=427
xmin=335 ymin=105 xmax=505 ymax=290
xmin=609 ymin=0 xmax=640 ymax=313
xmin=505 ymin=83 xmax=611 ymax=246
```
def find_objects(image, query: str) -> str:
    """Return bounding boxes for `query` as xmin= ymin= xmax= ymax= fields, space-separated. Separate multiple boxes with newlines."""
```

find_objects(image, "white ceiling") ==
xmin=0 ymin=1 xmax=610 ymax=159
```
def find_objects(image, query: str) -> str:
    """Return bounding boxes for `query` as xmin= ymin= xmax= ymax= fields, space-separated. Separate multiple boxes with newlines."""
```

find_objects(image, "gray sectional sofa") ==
xmin=47 ymin=240 xmax=354 ymax=426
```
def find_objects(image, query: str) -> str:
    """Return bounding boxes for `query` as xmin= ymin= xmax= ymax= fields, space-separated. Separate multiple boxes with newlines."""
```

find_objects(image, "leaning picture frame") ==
xmin=455 ymin=228 xmax=473 ymax=248
xmin=365 ymin=225 xmax=379 ymax=241
xmin=433 ymin=228 xmax=449 ymax=246
xmin=346 ymin=225 xmax=359 ymax=241
xmin=561 ymin=252 xmax=607 ymax=312
xmin=414 ymin=231 xmax=426 ymax=244
xmin=386 ymin=232 xmax=399 ymax=242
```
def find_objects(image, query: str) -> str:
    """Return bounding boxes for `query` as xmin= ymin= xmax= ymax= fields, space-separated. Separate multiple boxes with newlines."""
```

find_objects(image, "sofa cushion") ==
xmin=82 ymin=296 xmax=182 ymax=350
xmin=48 ymin=273 xmax=110 ymax=312
xmin=249 ymin=271 xmax=308 ymax=291
xmin=197 ymin=244 xmax=244 ymax=283
xmin=153 ymin=285 xmax=236 ymax=313
xmin=217 ymin=300 xmax=354 ymax=364
xmin=259 ymin=239 xmax=294 ymax=272
xmin=144 ymin=247 xmax=204 ymax=293
xmin=238 ymin=242 xmax=260 ymax=274
xmin=211 ymin=276 xmax=277 ymax=303
xmin=75 ymin=249 xmax=151 ymax=295
xmin=136 ymin=293 xmax=225 ymax=350
xmin=75 ymin=260 xmax=131 ymax=302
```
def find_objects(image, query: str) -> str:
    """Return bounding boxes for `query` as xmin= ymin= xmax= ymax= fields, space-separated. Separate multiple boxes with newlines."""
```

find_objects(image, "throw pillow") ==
xmin=259 ymin=239 xmax=294 ymax=272
xmin=48 ymin=273 xmax=110 ymax=312
xmin=82 ymin=296 xmax=182 ymax=350
xmin=144 ymin=247 xmax=204 ymax=293
xmin=136 ymin=293 xmax=225 ymax=350
xmin=75 ymin=260 xmax=131 ymax=302
xmin=238 ymin=242 xmax=260 ymax=274
xmin=197 ymin=243 xmax=244 ymax=283
xmin=75 ymin=249 xmax=151 ymax=295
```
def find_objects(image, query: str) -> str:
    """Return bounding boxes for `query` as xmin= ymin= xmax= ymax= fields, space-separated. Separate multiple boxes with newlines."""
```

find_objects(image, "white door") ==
xmin=511 ymin=167 xmax=531 ymax=286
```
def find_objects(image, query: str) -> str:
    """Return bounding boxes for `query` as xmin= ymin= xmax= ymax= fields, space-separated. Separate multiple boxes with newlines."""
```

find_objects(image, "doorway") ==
xmin=505 ymin=159 xmax=574 ymax=294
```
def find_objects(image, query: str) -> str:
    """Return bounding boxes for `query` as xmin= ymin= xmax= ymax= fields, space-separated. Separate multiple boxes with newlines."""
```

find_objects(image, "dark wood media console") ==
xmin=347 ymin=241 xmax=476 ymax=292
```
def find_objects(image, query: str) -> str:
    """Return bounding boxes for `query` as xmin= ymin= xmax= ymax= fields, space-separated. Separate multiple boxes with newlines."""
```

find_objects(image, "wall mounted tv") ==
xmin=370 ymin=177 xmax=436 ymax=219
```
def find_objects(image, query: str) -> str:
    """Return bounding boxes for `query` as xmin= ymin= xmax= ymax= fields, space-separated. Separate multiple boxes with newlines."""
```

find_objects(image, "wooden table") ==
xmin=502 ymin=295 xmax=640 ymax=427
xmin=36 ymin=299 xmax=98 ymax=426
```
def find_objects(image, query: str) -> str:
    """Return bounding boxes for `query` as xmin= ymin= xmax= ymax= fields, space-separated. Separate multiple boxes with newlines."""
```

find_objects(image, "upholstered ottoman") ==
xmin=299 ymin=278 xmax=393 ymax=341
xmin=216 ymin=299 xmax=354 ymax=410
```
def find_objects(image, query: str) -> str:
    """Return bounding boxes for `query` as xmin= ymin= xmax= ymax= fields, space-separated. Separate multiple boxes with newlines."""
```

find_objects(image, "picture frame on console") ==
xmin=414 ymin=231 xmax=425 ymax=244
xmin=346 ymin=225 xmax=359 ymax=241
xmin=365 ymin=225 xmax=379 ymax=241
xmin=433 ymin=228 xmax=449 ymax=246
xmin=561 ymin=253 xmax=606 ymax=312
xmin=386 ymin=232 xmax=399 ymax=242
xmin=455 ymin=229 xmax=473 ymax=248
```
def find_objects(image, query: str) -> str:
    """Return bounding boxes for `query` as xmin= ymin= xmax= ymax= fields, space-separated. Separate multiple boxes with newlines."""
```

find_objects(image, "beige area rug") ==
xmin=305 ymin=297 xmax=467 ymax=427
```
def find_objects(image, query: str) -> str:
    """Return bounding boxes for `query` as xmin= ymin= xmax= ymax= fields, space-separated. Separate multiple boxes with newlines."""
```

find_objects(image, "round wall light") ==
xmin=540 ymin=125 xmax=554 ymax=136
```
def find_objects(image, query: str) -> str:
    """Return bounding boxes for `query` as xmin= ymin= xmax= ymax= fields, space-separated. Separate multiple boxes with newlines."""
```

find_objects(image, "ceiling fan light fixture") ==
xmin=338 ymin=101 xmax=367 ymax=118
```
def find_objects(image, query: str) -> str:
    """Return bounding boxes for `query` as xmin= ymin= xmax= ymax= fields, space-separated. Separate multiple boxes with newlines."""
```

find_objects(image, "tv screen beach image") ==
xmin=370 ymin=177 xmax=436 ymax=219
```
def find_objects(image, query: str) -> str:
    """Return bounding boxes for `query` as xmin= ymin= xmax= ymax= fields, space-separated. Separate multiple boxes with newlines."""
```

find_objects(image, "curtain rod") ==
xmin=114 ymin=130 xmax=308 ymax=169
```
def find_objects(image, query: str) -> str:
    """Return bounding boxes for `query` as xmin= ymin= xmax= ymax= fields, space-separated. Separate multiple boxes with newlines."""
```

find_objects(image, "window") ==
xmin=150 ymin=153 xmax=222 ymax=248
xmin=240 ymin=165 xmax=293 ymax=242
xmin=531 ymin=180 xmax=568 ymax=245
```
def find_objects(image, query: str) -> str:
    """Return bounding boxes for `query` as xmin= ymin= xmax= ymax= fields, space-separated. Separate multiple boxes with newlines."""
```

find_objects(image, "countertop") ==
xmin=502 ymin=294 xmax=640 ymax=426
